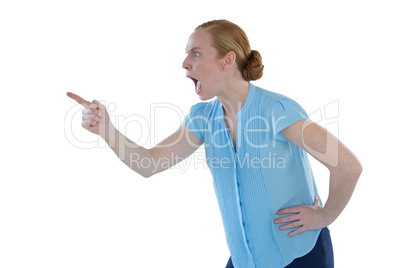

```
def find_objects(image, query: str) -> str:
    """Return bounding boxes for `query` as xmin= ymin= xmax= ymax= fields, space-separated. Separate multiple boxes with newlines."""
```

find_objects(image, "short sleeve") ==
xmin=182 ymin=102 xmax=208 ymax=141
xmin=272 ymin=97 xmax=308 ymax=142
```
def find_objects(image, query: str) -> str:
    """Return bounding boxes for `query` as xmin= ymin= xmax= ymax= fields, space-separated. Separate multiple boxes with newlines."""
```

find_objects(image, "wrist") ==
xmin=321 ymin=206 xmax=337 ymax=226
xmin=101 ymin=125 xmax=117 ymax=143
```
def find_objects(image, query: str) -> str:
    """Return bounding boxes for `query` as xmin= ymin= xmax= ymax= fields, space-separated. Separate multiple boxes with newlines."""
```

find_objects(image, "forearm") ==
xmin=102 ymin=127 xmax=155 ymax=178
xmin=323 ymin=166 xmax=362 ymax=225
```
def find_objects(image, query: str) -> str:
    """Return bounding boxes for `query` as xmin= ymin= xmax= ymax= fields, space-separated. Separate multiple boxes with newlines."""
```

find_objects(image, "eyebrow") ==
xmin=185 ymin=47 xmax=201 ymax=52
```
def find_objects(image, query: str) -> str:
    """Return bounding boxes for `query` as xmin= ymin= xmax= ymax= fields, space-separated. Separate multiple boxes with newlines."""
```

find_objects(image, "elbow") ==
xmin=131 ymin=166 xmax=153 ymax=178
xmin=342 ymin=159 xmax=363 ymax=182
xmin=353 ymin=160 xmax=363 ymax=180
xmin=132 ymin=150 xmax=156 ymax=178
xmin=140 ymin=173 xmax=151 ymax=179
xmin=139 ymin=170 xmax=153 ymax=179
xmin=349 ymin=152 xmax=363 ymax=180
xmin=331 ymin=157 xmax=362 ymax=182
xmin=139 ymin=167 xmax=160 ymax=178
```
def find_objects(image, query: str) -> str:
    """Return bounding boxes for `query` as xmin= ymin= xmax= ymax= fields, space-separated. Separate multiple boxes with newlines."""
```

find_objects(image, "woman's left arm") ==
xmin=273 ymin=119 xmax=363 ymax=236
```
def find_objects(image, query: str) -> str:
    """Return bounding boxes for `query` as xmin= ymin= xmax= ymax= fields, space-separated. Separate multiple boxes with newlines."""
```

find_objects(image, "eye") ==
xmin=193 ymin=52 xmax=200 ymax=58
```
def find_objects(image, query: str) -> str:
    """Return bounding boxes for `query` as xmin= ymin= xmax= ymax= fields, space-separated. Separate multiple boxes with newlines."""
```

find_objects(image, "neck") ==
xmin=217 ymin=79 xmax=250 ymax=117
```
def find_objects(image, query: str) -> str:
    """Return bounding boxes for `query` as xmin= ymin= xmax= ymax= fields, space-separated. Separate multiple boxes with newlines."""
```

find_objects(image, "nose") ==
xmin=182 ymin=55 xmax=191 ymax=70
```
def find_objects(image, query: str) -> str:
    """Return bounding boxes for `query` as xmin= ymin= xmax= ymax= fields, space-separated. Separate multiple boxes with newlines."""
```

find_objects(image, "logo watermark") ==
xmin=65 ymin=99 xmax=340 ymax=172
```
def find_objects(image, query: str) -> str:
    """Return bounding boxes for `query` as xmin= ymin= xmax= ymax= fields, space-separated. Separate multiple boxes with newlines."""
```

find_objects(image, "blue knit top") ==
xmin=182 ymin=83 xmax=322 ymax=268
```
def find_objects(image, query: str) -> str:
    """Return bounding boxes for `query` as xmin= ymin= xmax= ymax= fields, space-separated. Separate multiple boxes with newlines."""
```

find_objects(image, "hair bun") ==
xmin=242 ymin=50 xmax=264 ymax=81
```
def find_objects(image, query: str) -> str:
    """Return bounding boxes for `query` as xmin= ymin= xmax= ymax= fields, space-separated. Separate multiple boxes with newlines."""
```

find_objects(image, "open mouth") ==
xmin=187 ymin=76 xmax=202 ymax=94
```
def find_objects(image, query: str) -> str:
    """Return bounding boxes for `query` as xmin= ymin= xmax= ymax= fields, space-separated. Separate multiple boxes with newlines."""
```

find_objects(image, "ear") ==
xmin=222 ymin=51 xmax=236 ymax=70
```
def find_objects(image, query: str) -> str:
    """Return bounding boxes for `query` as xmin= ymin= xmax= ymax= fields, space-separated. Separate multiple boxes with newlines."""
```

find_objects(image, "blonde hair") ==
xmin=196 ymin=19 xmax=264 ymax=81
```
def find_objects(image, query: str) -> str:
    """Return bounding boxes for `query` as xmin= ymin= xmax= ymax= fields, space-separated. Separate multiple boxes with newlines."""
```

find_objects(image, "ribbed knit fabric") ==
xmin=182 ymin=83 xmax=322 ymax=268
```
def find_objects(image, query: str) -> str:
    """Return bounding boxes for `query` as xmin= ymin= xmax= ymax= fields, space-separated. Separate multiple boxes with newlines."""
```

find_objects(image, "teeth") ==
xmin=196 ymin=81 xmax=201 ymax=93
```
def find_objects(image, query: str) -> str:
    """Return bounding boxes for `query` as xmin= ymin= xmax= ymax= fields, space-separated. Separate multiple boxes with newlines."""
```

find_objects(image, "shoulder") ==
xmin=188 ymin=101 xmax=208 ymax=114
xmin=186 ymin=99 xmax=218 ymax=119
xmin=253 ymin=84 xmax=288 ymax=101
xmin=254 ymin=85 xmax=299 ymax=103
xmin=186 ymin=99 xmax=217 ymax=121
xmin=183 ymin=99 xmax=220 ymax=141
xmin=251 ymin=84 xmax=305 ymax=113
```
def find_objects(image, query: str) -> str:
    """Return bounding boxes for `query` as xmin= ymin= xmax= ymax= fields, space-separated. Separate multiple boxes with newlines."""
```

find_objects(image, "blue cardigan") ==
xmin=182 ymin=83 xmax=322 ymax=268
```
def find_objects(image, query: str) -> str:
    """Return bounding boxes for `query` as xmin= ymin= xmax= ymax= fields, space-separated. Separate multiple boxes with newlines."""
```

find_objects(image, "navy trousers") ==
xmin=225 ymin=227 xmax=334 ymax=268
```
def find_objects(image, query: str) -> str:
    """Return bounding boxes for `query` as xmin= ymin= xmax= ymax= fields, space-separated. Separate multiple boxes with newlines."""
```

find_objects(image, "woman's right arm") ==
xmin=105 ymin=123 xmax=203 ymax=178
xmin=67 ymin=92 xmax=204 ymax=178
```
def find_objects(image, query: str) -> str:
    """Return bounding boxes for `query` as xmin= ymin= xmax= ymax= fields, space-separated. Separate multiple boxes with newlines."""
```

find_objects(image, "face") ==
xmin=182 ymin=28 xmax=225 ymax=100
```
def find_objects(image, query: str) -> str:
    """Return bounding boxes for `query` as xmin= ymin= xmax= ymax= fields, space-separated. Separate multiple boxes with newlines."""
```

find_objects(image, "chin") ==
xmin=198 ymin=94 xmax=213 ymax=101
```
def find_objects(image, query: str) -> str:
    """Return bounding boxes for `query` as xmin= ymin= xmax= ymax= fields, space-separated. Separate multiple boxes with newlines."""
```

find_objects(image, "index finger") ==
xmin=67 ymin=92 xmax=91 ymax=107
xmin=276 ymin=206 xmax=302 ymax=215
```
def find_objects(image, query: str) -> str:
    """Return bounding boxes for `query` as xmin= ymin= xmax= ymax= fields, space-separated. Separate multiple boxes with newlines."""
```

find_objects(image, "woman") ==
xmin=67 ymin=20 xmax=362 ymax=268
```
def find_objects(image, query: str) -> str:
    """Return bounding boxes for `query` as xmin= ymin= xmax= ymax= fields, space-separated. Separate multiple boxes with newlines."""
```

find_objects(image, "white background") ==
xmin=1 ymin=0 xmax=401 ymax=267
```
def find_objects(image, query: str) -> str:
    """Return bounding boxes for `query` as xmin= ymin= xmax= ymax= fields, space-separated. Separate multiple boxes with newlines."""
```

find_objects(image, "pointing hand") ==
xmin=67 ymin=92 xmax=113 ymax=138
